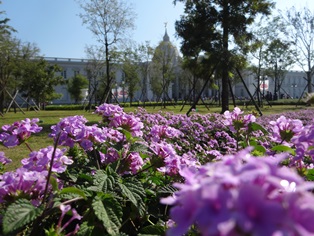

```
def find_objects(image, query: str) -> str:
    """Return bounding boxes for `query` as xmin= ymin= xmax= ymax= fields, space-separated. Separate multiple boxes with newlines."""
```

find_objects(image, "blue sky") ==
xmin=1 ymin=0 xmax=312 ymax=59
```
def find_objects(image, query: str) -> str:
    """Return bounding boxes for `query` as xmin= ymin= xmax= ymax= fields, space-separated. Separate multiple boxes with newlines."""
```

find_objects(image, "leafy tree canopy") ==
xmin=68 ymin=74 xmax=89 ymax=103
xmin=173 ymin=0 xmax=275 ymax=113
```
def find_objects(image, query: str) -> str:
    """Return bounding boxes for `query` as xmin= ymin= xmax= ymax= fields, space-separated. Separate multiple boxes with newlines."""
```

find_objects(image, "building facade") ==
xmin=45 ymin=30 xmax=310 ymax=105
xmin=234 ymin=70 xmax=308 ymax=101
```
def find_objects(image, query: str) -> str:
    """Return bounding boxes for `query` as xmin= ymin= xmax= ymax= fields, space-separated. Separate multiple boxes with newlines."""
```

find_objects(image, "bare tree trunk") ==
xmin=307 ymin=71 xmax=313 ymax=93
xmin=221 ymin=0 xmax=230 ymax=114
xmin=0 ymin=89 xmax=4 ymax=114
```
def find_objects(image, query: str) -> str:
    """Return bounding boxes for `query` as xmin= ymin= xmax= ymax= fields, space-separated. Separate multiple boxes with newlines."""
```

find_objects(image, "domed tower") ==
xmin=150 ymin=24 xmax=181 ymax=102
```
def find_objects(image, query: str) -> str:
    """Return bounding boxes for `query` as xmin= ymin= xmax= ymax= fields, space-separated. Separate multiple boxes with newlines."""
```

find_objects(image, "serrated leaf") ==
xmin=78 ymin=173 xmax=93 ymax=182
xmin=118 ymin=179 xmax=146 ymax=216
xmin=158 ymin=185 xmax=178 ymax=194
xmin=130 ymin=142 xmax=149 ymax=153
xmin=87 ymin=170 xmax=115 ymax=193
xmin=92 ymin=196 xmax=122 ymax=235
xmin=59 ymin=187 xmax=87 ymax=199
xmin=272 ymin=145 xmax=295 ymax=155
xmin=76 ymin=221 xmax=93 ymax=236
xmin=3 ymin=199 xmax=43 ymax=234
xmin=139 ymin=225 xmax=165 ymax=235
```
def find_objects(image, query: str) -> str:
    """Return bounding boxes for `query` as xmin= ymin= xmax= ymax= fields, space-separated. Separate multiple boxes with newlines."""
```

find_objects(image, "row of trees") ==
xmin=173 ymin=0 xmax=314 ymax=112
xmin=2 ymin=0 xmax=314 ymax=114
xmin=77 ymin=0 xmax=314 ymax=113
xmin=0 ymin=1 xmax=64 ymax=113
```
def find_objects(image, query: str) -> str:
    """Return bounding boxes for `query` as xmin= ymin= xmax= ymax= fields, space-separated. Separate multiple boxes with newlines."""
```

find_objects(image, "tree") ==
xmin=181 ymin=55 xmax=215 ymax=110
xmin=68 ymin=74 xmax=89 ymax=103
xmin=248 ymin=16 xmax=295 ymax=103
xmin=19 ymin=58 xmax=63 ymax=109
xmin=150 ymin=38 xmax=178 ymax=108
xmin=0 ymin=3 xmax=16 ymax=113
xmin=120 ymin=46 xmax=141 ymax=104
xmin=263 ymin=39 xmax=294 ymax=99
xmin=281 ymin=6 xmax=314 ymax=93
xmin=248 ymin=16 xmax=288 ymax=105
xmin=84 ymin=45 xmax=107 ymax=110
xmin=174 ymin=0 xmax=275 ymax=113
xmin=137 ymin=41 xmax=154 ymax=105
xmin=77 ymin=0 xmax=136 ymax=104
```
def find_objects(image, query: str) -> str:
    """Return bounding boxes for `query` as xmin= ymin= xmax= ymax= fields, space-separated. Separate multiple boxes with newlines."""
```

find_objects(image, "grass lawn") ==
xmin=0 ymin=104 xmax=312 ymax=171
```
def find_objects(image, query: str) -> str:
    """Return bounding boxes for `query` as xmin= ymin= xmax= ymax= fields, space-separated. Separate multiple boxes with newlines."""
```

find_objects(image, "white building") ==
xmin=45 ymin=30 xmax=311 ymax=105
xmin=48 ymin=29 xmax=183 ymax=105
xmin=234 ymin=70 xmax=308 ymax=100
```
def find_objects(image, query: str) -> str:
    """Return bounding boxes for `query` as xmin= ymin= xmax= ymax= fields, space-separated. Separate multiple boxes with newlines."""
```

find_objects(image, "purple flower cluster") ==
xmin=137 ymin=108 xmax=236 ymax=162
xmin=125 ymin=152 xmax=144 ymax=174
xmin=95 ymin=103 xmax=144 ymax=137
xmin=292 ymin=123 xmax=314 ymax=161
xmin=162 ymin=149 xmax=314 ymax=235
xmin=0 ymin=167 xmax=48 ymax=205
xmin=257 ymin=108 xmax=314 ymax=127
xmin=223 ymin=107 xmax=256 ymax=132
xmin=110 ymin=113 xmax=144 ymax=137
xmin=0 ymin=146 xmax=73 ymax=205
xmin=0 ymin=118 xmax=42 ymax=147
xmin=149 ymin=125 xmax=183 ymax=142
xmin=94 ymin=103 xmax=124 ymax=120
xmin=150 ymin=141 xmax=198 ymax=176
xmin=49 ymin=115 xmax=108 ymax=151
xmin=269 ymin=115 xmax=303 ymax=144
xmin=21 ymin=146 xmax=73 ymax=173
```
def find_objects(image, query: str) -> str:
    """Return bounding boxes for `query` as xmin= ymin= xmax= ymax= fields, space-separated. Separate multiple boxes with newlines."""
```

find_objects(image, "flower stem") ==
xmin=41 ymin=133 xmax=61 ymax=206
xmin=24 ymin=142 xmax=33 ymax=152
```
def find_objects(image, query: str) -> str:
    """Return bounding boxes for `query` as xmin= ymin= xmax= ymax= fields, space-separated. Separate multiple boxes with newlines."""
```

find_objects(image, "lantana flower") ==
xmin=0 ymin=118 xmax=42 ymax=147
xmin=223 ymin=107 xmax=256 ymax=133
xmin=269 ymin=115 xmax=303 ymax=145
xmin=21 ymin=146 xmax=73 ymax=173
xmin=162 ymin=149 xmax=314 ymax=235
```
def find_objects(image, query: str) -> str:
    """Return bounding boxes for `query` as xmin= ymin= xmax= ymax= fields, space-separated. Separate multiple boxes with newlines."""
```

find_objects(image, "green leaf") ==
xmin=306 ymin=169 xmax=314 ymax=181
xmin=139 ymin=225 xmax=165 ymax=235
xmin=76 ymin=221 xmax=93 ymax=236
xmin=158 ymin=185 xmax=178 ymax=194
xmin=252 ymin=145 xmax=267 ymax=155
xmin=119 ymin=128 xmax=133 ymax=141
xmin=249 ymin=122 xmax=268 ymax=134
xmin=92 ymin=195 xmax=122 ymax=235
xmin=3 ymin=199 xmax=43 ymax=234
xmin=118 ymin=179 xmax=146 ymax=216
xmin=87 ymin=170 xmax=115 ymax=192
xmin=130 ymin=142 xmax=149 ymax=153
xmin=77 ymin=173 xmax=93 ymax=182
xmin=59 ymin=187 xmax=87 ymax=199
xmin=271 ymin=145 xmax=295 ymax=155
xmin=50 ymin=176 xmax=59 ymax=192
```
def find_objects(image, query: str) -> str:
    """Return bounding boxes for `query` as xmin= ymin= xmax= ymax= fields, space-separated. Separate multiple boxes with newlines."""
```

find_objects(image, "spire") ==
xmin=163 ymin=22 xmax=170 ymax=42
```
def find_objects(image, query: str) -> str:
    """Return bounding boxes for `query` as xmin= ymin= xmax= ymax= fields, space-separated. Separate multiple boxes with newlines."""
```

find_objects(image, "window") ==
xmin=61 ymin=70 xmax=67 ymax=79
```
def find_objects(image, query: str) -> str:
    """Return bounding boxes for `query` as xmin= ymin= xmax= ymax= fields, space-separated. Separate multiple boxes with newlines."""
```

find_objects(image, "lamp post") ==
xmin=291 ymin=83 xmax=297 ymax=99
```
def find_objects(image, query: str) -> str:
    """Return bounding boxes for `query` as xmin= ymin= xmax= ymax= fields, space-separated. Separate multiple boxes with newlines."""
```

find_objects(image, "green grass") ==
xmin=0 ymin=104 xmax=312 ymax=171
